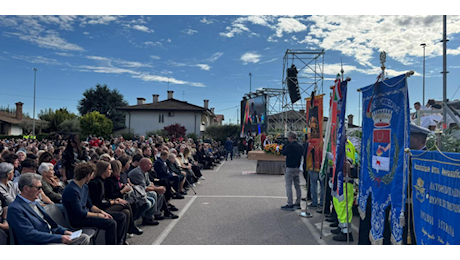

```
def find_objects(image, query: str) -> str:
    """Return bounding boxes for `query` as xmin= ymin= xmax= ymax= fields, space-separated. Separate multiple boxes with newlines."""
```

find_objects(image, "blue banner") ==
xmin=358 ymin=74 xmax=410 ymax=244
xmin=332 ymin=80 xmax=347 ymax=201
xmin=412 ymin=150 xmax=460 ymax=245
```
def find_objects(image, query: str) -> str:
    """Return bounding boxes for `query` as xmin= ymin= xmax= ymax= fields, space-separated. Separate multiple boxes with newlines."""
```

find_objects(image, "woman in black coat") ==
xmin=88 ymin=161 xmax=142 ymax=243
xmin=61 ymin=134 xmax=88 ymax=182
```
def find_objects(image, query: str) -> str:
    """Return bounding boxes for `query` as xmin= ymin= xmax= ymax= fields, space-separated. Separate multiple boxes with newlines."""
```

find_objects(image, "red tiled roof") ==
xmin=0 ymin=111 xmax=46 ymax=125
xmin=118 ymin=99 xmax=215 ymax=116
xmin=0 ymin=111 xmax=22 ymax=124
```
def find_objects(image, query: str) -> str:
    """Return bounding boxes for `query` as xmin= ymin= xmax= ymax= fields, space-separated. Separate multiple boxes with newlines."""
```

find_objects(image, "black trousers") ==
xmin=73 ymin=211 xmax=126 ymax=245
xmin=323 ymin=170 xmax=332 ymax=214
xmin=192 ymin=165 xmax=202 ymax=178
xmin=105 ymin=204 xmax=137 ymax=235
xmin=358 ymin=195 xmax=416 ymax=245
xmin=0 ymin=228 xmax=8 ymax=245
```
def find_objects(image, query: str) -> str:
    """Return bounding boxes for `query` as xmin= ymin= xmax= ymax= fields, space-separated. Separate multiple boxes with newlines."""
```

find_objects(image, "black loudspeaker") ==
xmin=287 ymin=65 xmax=301 ymax=103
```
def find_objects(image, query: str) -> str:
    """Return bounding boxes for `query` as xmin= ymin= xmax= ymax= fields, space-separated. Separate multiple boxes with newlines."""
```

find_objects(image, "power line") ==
xmin=0 ymin=92 xmax=79 ymax=102
xmin=216 ymin=105 xmax=239 ymax=112
xmin=451 ymin=84 xmax=460 ymax=100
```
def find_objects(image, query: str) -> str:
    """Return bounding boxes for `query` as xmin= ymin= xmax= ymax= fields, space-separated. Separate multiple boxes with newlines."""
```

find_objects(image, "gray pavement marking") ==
xmin=214 ymin=160 xmax=225 ymax=171
xmin=196 ymin=195 xmax=286 ymax=199
xmin=295 ymin=209 xmax=328 ymax=245
xmin=152 ymin=196 xmax=197 ymax=245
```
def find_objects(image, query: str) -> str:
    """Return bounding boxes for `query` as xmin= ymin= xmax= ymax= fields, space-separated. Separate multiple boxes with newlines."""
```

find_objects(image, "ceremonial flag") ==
xmin=358 ymin=74 xmax=410 ymax=244
xmin=332 ymin=79 xmax=347 ymax=201
xmin=319 ymin=92 xmax=334 ymax=180
xmin=412 ymin=150 xmax=460 ymax=245
xmin=305 ymin=93 xmax=324 ymax=172
xmin=330 ymin=74 xmax=340 ymax=192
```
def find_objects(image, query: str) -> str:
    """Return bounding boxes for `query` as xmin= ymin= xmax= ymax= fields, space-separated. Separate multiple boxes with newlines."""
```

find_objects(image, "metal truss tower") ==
xmin=241 ymin=49 xmax=325 ymax=136
xmin=280 ymin=49 xmax=325 ymax=135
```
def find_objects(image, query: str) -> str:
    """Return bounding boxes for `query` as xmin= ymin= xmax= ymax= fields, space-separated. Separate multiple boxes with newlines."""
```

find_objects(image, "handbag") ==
xmin=125 ymin=185 xmax=148 ymax=207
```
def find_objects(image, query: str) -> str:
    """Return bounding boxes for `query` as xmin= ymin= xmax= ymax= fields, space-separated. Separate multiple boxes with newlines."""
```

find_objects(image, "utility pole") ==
xmin=421 ymin=43 xmax=426 ymax=105
xmin=442 ymin=15 xmax=448 ymax=132
xmin=249 ymin=73 xmax=252 ymax=94
xmin=237 ymin=108 xmax=239 ymax=125
xmin=33 ymin=68 xmax=37 ymax=137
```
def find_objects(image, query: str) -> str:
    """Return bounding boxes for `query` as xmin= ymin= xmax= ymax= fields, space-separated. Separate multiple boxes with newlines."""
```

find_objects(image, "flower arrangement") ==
xmin=264 ymin=143 xmax=284 ymax=156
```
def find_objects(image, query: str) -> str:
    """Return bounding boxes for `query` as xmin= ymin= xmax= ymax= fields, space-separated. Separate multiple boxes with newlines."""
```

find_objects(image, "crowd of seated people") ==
xmin=0 ymin=132 xmax=219 ymax=245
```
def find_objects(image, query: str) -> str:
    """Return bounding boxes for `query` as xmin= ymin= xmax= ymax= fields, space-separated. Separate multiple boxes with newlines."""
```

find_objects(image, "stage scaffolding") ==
xmin=242 ymin=49 xmax=325 ymax=136
xmin=279 ymin=49 xmax=325 ymax=135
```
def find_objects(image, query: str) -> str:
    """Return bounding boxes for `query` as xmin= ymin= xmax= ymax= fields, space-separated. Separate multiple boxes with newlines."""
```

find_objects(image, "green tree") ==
xmin=58 ymin=118 xmax=81 ymax=133
xmin=204 ymin=124 xmax=240 ymax=143
xmin=38 ymin=108 xmax=78 ymax=132
xmin=79 ymin=111 xmax=113 ymax=138
xmin=78 ymin=84 xmax=128 ymax=130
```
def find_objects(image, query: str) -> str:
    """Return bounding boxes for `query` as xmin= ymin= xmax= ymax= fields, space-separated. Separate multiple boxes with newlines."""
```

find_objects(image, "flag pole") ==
xmin=341 ymin=58 xmax=344 ymax=82
xmin=345 ymin=160 xmax=350 ymax=245
xmin=442 ymin=15 xmax=448 ymax=133
xmin=380 ymin=51 xmax=387 ymax=82
xmin=322 ymin=71 xmax=352 ymax=241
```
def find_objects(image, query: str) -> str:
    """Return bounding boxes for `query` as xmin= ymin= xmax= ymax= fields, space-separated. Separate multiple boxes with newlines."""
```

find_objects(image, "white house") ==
xmin=0 ymin=102 xmax=46 ymax=136
xmin=118 ymin=91 xmax=223 ymax=136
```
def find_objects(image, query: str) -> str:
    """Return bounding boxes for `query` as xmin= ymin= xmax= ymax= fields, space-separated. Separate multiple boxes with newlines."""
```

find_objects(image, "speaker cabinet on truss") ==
xmin=287 ymin=64 xmax=301 ymax=103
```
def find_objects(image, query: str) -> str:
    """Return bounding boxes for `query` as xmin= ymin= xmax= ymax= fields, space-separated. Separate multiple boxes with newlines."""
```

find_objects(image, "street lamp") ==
xmin=421 ymin=43 xmax=426 ymax=105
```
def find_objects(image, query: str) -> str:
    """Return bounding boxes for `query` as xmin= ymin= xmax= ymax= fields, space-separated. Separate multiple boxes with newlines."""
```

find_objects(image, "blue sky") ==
xmin=1 ymin=13 xmax=460 ymax=129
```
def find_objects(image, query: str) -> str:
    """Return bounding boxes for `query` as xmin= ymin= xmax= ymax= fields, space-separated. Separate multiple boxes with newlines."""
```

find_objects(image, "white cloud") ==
xmin=217 ymin=14 xmax=457 ymax=67
xmin=260 ymin=58 xmax=278 ymax=64
xmin=304 ymin=15 xmax=460 ymax=67
xmin=143 ymin=41 xmax=163 ymax=48
xmin=170 ymin=61 xmax=211 ymax=71
xmin=85 ymin=55 xmax=152 ymax=68
xmin=0 ymin=16 xmax=84 ymax=52
xmin=195 ymin=64 xmax=211 ymax=71
xmin=318 ymin=63 xmax=421 ymax=78
xmin=183 ymin=29 xmax=198 ymax=35
xmin=133 ymin=73 xmax=205 ymax=87
xmin=81 ymin=15 xmax=120 ymax=26
xmin=219 ymin=16 xmax=308 ymax=40
xmin=76 ymin=56 xmax=198 ymax=88
xmin=0 ymin=16 xmax=162 ymax=55
xmin=12 ymin=55 xmax=61 ymax=65
xmin=241 ymin=51 xmax=261 ymax=64
xmin=207 ymin=52 xmax=224 ymax=62
xmin=4 ymin=31 xmax=84 ymax=51
xmin=220 ymin=22 xmax=251 ymax=38
xmin=37 ymin=15 xmax=77 ymax=31
xmin=77 ymin=65 xmax=140 ymax=75
xmin=200 ymin=17 xmax=214 ymax=24
xmin=131 ymin=24 xmax=154 ymax=33
xmin=55 ymin=52 xmax=74 ymax=57
xmin=275 ymin=17 xmax=308 ymax=37
xmin=150 ymin=55 xmax=161 ymax=60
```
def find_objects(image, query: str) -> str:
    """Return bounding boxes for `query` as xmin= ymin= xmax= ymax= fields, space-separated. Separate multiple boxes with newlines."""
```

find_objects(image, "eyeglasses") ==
xmin=29 ymin=185 xmax=42 ymax=190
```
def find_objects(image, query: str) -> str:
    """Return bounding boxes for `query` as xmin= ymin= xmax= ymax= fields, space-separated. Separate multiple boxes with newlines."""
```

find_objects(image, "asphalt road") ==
xmin=124 ymin=156 xmax=360 ymax=245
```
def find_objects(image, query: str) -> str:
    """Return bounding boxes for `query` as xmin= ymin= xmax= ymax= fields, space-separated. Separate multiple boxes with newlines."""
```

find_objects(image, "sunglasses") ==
xmin=29 ymin=185 xmax=42 ymax=190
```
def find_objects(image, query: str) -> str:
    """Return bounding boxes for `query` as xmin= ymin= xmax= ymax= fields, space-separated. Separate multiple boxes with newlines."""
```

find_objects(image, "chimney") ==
xmin=137 ymin=98 xmax=146 ymax=105
xmin=210 ymin=108 xmax=215 ymax=114
xmin=348 ymin=114 xmax=354 ymax=126
xmin=167 ymin=91 xmax=174 ymax=100
xmin=15 ymin=102 xmax=23 ymax=120
xmin=152 ymin=94 xmax=159 ymax=103
xmin=204 ymin=99 xmax=209 ymax=109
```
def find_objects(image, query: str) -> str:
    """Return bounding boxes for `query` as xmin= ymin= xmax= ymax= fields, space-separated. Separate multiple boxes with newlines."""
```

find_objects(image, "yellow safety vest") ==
xmin=345 ymin=139 xmax=356 ymax=165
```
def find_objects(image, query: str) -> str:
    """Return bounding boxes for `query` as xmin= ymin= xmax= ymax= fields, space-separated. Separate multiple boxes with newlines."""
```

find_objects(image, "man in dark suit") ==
xmin=7 ymin=173 xmax=90 ymax=245
xmin=154 ymin=151 xmax=184 ymax=199
xmin=224 ymin=137 xmax=234 ymax=161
